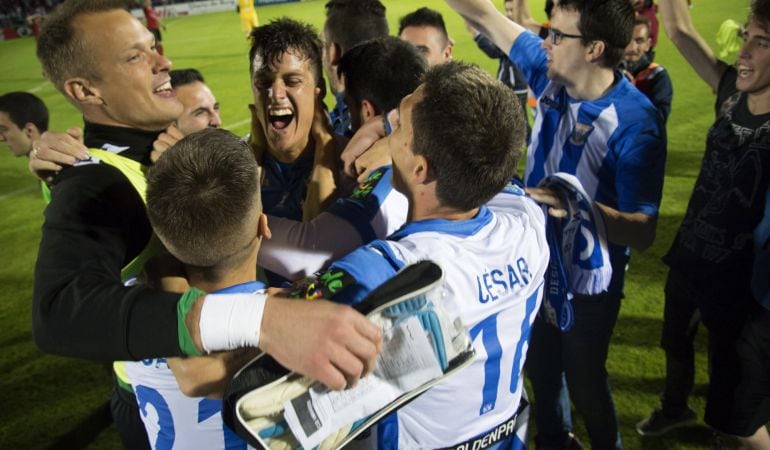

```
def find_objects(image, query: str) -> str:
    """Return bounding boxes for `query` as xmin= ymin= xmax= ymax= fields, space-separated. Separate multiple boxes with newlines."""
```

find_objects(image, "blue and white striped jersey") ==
xmin=325 ymin=188 xmax=549 ymax=449
xmin=509 ymin=31 xmax=666 ymax=293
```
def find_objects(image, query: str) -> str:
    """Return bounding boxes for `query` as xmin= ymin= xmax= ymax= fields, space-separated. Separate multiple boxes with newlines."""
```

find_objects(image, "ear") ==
xmin=586 ymin=40 xmax=606 ymax=64
xmin=444 ymin=40 xmax=454 ymax=62
xmin=63 ymin=77 xmax=104 ymax=106
xmin=257 ymin=213 xmax=271 ymax=240
xmin=328 ymin=41 xmax=342 ymax=67
xmin=23 ymin=123 xmax=41 ymax=141
xmin=413 ymin=154 xmax=431 ymax=185
xmin=360 ymin=99 xmax=377 ymax=123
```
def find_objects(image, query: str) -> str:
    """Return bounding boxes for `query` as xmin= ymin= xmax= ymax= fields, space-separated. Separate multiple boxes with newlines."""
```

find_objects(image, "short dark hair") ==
xmin=170 ymin=68 xmax=205 ymax=88
xmin=545 ymin=0 xmax=555 ymax=18
xmin=411 ymin=62 xmax=525 ymax=211
xmin=324 ymin=0 xmax=389 ymax=54
xmin=751 ymin=0 xmax=770 ymax=31
xmin=339 ymin=37 xmax=428 ymax=115
xmin=146 ymin=129 xmax=261 ymax=269
xmin=557 ymin=0 xmax=634 ymax=68
xmin=398 ymin=7 xmax=449 ymax=44
xmin=37 ymin=0 xmax=129 ymax=90
xmin=633 ymin=16 xmax=651 ymax=34
xmin=248 ymin=18 xmax=324 ymax=89
xmin=0 ymin=92 xmax=49 ymax=132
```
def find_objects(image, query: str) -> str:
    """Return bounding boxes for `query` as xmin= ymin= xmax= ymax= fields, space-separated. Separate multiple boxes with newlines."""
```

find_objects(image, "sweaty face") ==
xmin=175 ymin=81 xmax=221 ymax=136
xmin=541 ymin=8 xmax=586 ymax=85
xmin=735 ymin=20 xmax=770 ymax=96
xmin=388 ymin=85 xmax=424 ymax=199
xmin=76 ymin=10 xmax=182 ymax=130
xmin=400 ymin=26 xmax=451 ymax=67
xmin=0 ymin=112 xmax=32 ymax=157
xmin=624 ymin=24 xmax=651 ymax=64
xmin=252 ymin=50 xmax=320 ymax=163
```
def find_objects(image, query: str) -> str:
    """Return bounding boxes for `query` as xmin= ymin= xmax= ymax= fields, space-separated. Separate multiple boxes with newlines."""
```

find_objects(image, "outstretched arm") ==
xmin=659 ymin=0 xmax=727 ymax=91
xmin=444 ymin=0 xmax=525 ymax=57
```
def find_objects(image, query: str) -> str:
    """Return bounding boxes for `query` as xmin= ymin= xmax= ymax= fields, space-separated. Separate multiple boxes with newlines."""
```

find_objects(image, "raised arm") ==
xmin=659 ymin=0 xmax=728 ymax=91
xmin=445 ymin=0 xmax=525 ymax=56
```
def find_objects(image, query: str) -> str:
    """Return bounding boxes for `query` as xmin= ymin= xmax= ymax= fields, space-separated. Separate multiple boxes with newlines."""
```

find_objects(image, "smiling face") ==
xmin=73 ymin=9 xmax=181 ymax=130
xmin=252 ymin=50 xmax=320 ymax=163
xmin=175 ymin=81 xmax=221 ymax=135
xmin=735 ymin=19 xmax=770 ymax=97
xmin=624 ymin=23 xmax=651 ymax=64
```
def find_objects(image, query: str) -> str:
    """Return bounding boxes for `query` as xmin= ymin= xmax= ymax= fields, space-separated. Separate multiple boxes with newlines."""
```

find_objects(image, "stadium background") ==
xmin=0 ymin=0 xmax=751 ymax=448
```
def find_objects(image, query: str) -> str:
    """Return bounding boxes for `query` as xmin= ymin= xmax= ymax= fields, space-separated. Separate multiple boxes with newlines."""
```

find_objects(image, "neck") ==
xmin=565 ymin=67 xmax=616 ymax=100
xmin=408 ymin=191 xmax=479 ymax=223
xmin=747 ymin=87 xmax=770 ymax=116
xmin=267 ymin=135 xmax=313 ymax=164
xmin=186 ymin=247 xmax=259 ymax=294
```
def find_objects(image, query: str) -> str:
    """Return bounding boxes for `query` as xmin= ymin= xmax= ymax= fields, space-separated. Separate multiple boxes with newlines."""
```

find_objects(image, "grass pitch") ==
xmin=0 ymin=0 xmax=752 ymax=448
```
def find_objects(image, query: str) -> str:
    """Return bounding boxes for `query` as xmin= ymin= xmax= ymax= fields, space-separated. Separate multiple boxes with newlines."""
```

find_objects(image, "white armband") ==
xmin=199 ymin=292 xmax=267 ymax=353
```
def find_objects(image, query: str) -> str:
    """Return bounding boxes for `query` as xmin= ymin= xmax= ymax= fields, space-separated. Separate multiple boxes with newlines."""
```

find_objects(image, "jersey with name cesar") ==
xmin=321 ymin=186 xmax=548 ymax=449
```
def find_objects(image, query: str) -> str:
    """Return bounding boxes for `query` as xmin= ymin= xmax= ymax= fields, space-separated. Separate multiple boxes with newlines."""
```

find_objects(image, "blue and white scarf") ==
xmin=538 ymin=172 xmax=612 ymax=331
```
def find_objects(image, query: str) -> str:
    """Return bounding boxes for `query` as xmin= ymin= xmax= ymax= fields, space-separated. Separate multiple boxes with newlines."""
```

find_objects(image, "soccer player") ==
xmin=248 ymin=18 xmax=344 ymax=223
xmin=31 ymin=5 xmax=380 ymax=449
xmin=622 ymin=16 xmax=673 ymax=123
xmin=127 ymin=129 xmax=266 ymax=449
xmin=642 ymin=0 xmax=770 ymax=447
xmin=322 ymin=0 xmax=389 ymax=136
xmin=0 ymin=91 xmax=48 ymax=158
xmin=445 ymin=1 xmax=666 ymax=449
xmin=258 ymin=36 xmax=427 ymax=280
xmin=237 ymin=0 xmax=259 ymax=37
xmin=302 ymin=61 xmax=548 ymax=448
xmin=398 ymin=7 xmax=453 ymax=67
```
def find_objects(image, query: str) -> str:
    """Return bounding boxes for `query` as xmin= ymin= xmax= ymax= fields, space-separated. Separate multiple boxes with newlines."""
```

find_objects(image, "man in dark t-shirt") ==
xmin=637 ymin=1 xmax=770 ymax=446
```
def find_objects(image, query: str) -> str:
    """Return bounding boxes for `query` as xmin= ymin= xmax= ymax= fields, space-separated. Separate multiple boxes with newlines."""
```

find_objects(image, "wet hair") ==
xmin=398 ymin=7 xmax=450 ymax=45
xmin=324 ymin=0 xmax=388 ymax=54
xmin=411 ymin=62 xmax=526 ymax=211
xmin=170 ymin=68 xmax=205 ymax=88
xmin=339 ymin=37 xmax=428 ymax=115
xmin=557 ymin=0 xmax=635 ymax=68
xmin=0 ymin=92 xmax=49 ymax=132
xmin=147 ymin=128 xmax=261 ymax=269
xmin=248 ymin=18 xmax=324 ymax=90
xmin=37 ymin=0 xmax=129 ymax=90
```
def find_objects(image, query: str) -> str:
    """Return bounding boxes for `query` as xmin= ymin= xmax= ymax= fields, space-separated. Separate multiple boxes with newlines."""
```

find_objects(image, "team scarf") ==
xmin=538 ymin=172 xmax=612 ymax=331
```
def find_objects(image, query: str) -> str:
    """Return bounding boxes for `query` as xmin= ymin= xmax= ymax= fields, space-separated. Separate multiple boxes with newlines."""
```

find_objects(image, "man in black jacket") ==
xmin=32 ymin=2 xmax=381 ymax=446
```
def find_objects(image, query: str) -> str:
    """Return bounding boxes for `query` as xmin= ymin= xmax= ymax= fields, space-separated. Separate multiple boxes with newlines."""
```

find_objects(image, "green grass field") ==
xmin=0 ymin=0 xmax=752 ymax=448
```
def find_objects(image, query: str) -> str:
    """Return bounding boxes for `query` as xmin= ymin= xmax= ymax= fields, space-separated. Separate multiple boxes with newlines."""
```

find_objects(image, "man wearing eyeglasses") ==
xmin=445 ymin=1 xmax=665 ymax=449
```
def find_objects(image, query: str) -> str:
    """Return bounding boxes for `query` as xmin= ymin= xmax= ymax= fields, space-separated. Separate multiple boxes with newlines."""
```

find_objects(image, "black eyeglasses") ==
xmin=547 ymin=27 xmax=583 ymax=45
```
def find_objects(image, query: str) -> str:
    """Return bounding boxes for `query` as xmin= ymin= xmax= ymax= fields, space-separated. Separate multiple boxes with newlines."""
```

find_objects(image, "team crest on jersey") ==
xmin=570 ymin=123 xmax=594 ymax=146
xmin=540 ymin=96 xmax=559 ymax=111
xmin=351 ymin=167 xmax=386 ymax=200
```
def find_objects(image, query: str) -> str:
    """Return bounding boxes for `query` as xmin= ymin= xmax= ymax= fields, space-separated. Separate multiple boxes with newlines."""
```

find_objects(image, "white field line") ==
xmin=0 ymin=186 xmax=36 ymax=201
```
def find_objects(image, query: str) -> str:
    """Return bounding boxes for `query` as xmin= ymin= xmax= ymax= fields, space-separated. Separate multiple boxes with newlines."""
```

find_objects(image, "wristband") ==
xmin=177 ymin=287 xmax=206 ymax=357
xmin=199 ymin=291 xmax=268 ymax=353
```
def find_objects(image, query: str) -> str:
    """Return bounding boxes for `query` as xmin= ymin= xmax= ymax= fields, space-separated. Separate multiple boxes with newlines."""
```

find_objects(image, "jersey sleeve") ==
xmin=32 ymin=164 xmax=182 ymax=361
xmin=508 ymin=31 xmax=550 ymax=97
xmin=610 ymin=105 xmax=666 ymax=216
xmin=313 ymin=243 xmax=402 ymax=306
